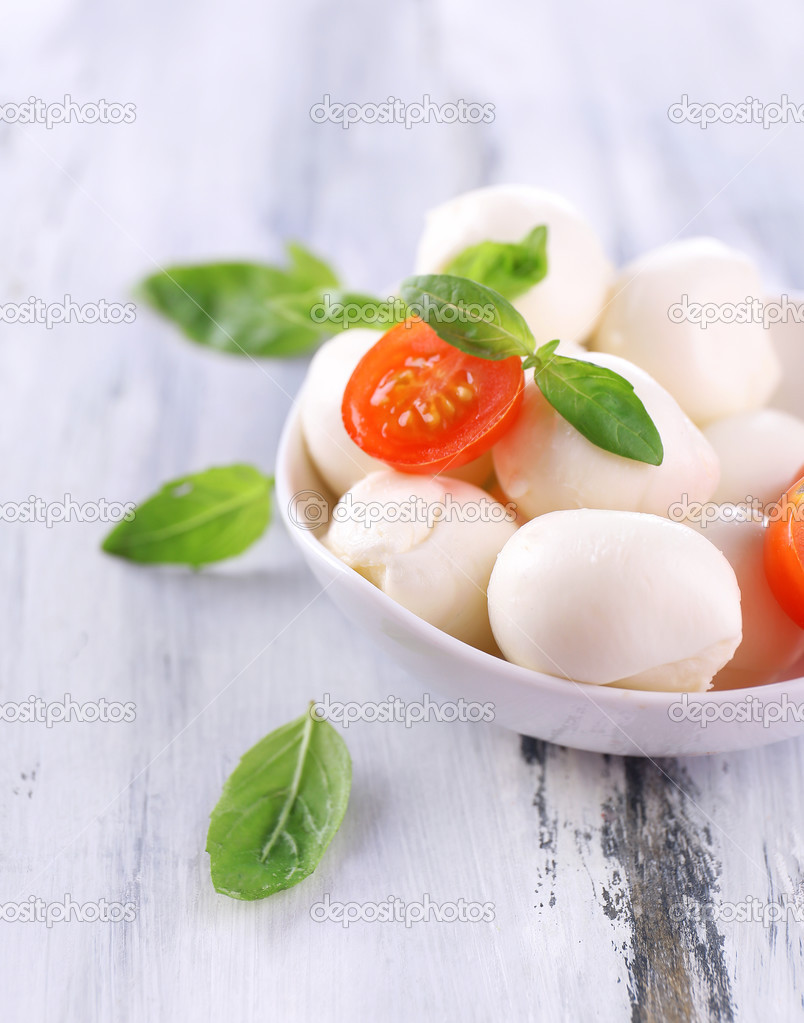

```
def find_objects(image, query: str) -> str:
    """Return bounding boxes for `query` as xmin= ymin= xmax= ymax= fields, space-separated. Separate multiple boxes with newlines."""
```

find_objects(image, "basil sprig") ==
xmin=139 ymin=243 xmax=384 ymax=358
xmin=443 ymin=225 xmax=548 ymax=300
xmin=207 ymin=705 xmax=351 ymax=900
xmin=102 ymin=465 xmax=273 ymax=566
xmin=399 ymin=274 xmax=533 ymax=360
xmin=401 ymin=275 xmax=664 ymax=466
xmin=525 ymin=342 xmax=664 ymax=465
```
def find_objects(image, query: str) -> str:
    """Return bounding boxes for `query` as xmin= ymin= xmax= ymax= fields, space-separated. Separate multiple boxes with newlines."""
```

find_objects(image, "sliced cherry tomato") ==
xmin=764 ymin=473 xmax=804 ymax=628
xmin=342 ymin=320 xmax=524 ymax=474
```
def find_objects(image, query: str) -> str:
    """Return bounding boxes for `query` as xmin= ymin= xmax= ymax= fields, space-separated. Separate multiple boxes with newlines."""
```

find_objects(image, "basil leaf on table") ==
xmin=207 ymin=706 xmax=352 ymax=900
xmin=532 ymin=343 xmax=664 ymax=466
xmin=400 ymin=274 xmax=535 ymax=359
xmin=282 ymin=242 xmax=340 ymax=290
xmin=102 ymin=465 xmax=273 ymax=566
xmin=138 ymin=243 xmax=341 ymax=357
xmin=443 ymin=225 xmax=548 ymax=300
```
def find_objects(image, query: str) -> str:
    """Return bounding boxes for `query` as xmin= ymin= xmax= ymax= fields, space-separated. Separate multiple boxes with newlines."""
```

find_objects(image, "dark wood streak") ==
xmin=601 ymin=758 xmax=734 ymax=1023
xmin=520 ymin=739 xmax=735 ymax=1022
xmin=519 ymin=735 xmax=545 ymax=768
xmin=762 ymin=843 xmax=780 ymax=956
xmin=520 ymin=737 xmax=559 ymax=909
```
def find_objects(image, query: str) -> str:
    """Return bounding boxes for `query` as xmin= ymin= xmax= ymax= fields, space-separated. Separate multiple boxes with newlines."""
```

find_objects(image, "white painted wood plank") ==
xmin=1 ymin=0 xmax=804 ymax=1020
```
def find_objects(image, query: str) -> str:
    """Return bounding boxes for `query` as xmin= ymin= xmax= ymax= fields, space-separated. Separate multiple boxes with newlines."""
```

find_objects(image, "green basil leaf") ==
xmin=533 ymin=351 xmax=664 ymax=465
xmin=443 ymin=225 xmax=548 ymax=300
xmin=523 ymin=339 xmax=559 ymax=370
xmin=138 ymin=243 xmax=341 ymax=357
xmin=207 ymin=706 xmax=352 ymax=900
xmin=399 ymin=274 xmax=535 ymax=360
xmin=535 ymin=339 xmax=560 ymax=360
xmin=284 ymin=242 xmax=340 ymax=290
xmin=102 ymin=465 xmax=273 ymax=566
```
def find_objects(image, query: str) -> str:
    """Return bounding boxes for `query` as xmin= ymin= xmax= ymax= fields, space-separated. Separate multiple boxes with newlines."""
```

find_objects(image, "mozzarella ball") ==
xmin=300 ymin=330 xmax=386 ymax=495
xmin=492 ymin=351 xmax=719 ymax=520
xmin=704 ymin=410 xmax=804 ymax=509
xmin=591 ymin=238 xmax=781 ymax=425
xmin=299 ymin=330 xmax=492 ymax=497
xmin=684 ymin=510 xmax=804 ymax=688
xmin=767 ymin=296 xmax=804 ymax=417
xmin=324 ymin=470 xmax=517 ymax=653
xmin=488 ymin=510 xmax=742 ymax=691
xmin=414 ymin=184 xmax=613 ymax=344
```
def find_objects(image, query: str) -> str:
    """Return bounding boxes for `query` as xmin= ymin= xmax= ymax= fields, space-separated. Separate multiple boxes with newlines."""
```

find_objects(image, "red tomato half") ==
xmin=764 ymin=473 xmax=804 ymax=629
xmin=342 ymin=320 xmax=524 ymax=474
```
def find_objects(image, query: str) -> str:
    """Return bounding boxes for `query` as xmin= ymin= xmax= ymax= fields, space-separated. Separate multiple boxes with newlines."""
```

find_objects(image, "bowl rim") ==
xmin=276 ymin=392 xmax=804 ymax=712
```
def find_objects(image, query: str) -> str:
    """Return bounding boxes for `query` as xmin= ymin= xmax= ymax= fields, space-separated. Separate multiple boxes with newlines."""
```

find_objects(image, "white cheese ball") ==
xmin=300 ymin=330 xmax=386 ymax=496
xmin=299 ymin=330 xmax=492 ymax=497
xmin=704 ymin=410 xmax=804 ymax=509
xmin=324 ymin=470 xmax=517 ymax=653
xmin=767 ymin=296 xmax=804 ymax=417
xmin=488 ymin=510 xmax=742 ymax=691
xmin=684 ymin=510 xmax=804 ymax=687
xmin=414 ymin=184 xmax=613 ymax=344
xmin=591 ymin=238 xmax=781 ymax=425
xmin=492 ymin=350 xmax=719 ymax=520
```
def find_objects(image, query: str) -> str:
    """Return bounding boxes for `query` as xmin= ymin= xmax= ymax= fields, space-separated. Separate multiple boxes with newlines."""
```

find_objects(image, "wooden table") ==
xmin=2 ymin=0 xmax=804 ymax=1019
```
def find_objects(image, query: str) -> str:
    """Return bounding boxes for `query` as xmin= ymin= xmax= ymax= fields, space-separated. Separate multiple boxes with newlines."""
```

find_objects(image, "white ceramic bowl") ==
xmin=276 ymin=306 xmax=804 ymax=757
